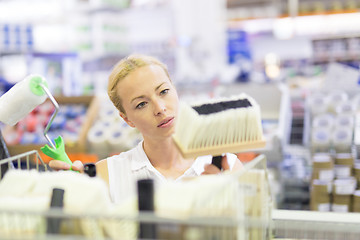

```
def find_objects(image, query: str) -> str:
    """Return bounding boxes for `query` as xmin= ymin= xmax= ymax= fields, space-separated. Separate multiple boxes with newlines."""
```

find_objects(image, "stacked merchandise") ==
xmin=308 ymin=90 xmax=356 ymax=154
xmin=310 ymin=152 xmax=359 ymax=212
xmin=0 ymin=153 xmax=272 ymax=239
xmin=307 ymin=90 xmax=360 ymax=212
xmin=279 ymin=150 xmax=311 ymax=210
xmin=86 ymin=95 xmax=142 ymax=159
xmin=2 ymin=101 xmax=88 ymax=147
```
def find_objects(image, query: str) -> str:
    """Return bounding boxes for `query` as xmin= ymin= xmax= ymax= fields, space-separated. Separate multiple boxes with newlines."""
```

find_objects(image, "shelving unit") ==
xmin=228 ymin=0 xmax=360 ymax=19
xmin=273 ymin=209 xmax=360 ymax=239
xmin=1 ymin=0 xmax=360 ymax=237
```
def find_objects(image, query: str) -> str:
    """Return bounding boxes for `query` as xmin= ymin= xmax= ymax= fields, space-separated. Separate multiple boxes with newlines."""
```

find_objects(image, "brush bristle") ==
xmin=173 ymin=93 xmax=264 ymax=155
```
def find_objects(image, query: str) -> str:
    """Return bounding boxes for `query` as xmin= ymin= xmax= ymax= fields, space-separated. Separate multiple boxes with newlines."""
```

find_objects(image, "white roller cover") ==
xmin=0 ymin=74 xmax=48 ymax=126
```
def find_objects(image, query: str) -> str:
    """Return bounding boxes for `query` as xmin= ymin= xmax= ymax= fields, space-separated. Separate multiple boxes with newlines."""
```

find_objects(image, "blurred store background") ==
xmin=1 ymin=0 xmax=360 ymax=212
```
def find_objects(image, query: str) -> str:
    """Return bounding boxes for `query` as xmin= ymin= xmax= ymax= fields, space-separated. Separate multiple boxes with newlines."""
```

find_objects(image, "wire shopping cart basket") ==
xmin=0 ymin=150 xmax=48 ymax=179
xmin=0 ymin=152 xmax=273 ymax=240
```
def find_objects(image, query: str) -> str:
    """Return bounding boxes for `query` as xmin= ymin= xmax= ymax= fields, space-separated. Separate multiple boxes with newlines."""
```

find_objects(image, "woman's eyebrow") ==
xmin=155 ymin=82 xmax=167 ymax=91
xmin=130 ymin=82 xmax=168 ymax=103
xmin=131 ymin=95 xmax=145 ymax=103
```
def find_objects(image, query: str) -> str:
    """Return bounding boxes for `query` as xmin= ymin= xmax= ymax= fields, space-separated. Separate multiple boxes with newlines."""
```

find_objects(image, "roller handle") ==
xmin=41 ymin=136 xmax=73 ymax=170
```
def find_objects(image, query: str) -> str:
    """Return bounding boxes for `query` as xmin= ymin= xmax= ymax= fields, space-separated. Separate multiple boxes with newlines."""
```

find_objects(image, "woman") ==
xmin=49 ymin=54 xmax=242 ymax=201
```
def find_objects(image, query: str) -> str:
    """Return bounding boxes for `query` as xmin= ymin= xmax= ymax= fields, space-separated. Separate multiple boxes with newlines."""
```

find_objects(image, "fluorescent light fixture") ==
xmin=0 ymin=0 xmax=66 ymax=23
xmin=273 ymin=17 xmax=295 ymax=40
xmin=237 ymin=12 xmax=360 ymax=38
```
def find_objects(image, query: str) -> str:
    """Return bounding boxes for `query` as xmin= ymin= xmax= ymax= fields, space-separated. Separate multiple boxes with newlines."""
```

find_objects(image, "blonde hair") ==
xmin=108 ymin=54 xmax=171 ymax=113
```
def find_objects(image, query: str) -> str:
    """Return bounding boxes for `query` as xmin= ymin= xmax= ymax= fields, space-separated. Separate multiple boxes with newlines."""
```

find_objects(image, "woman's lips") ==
xmin=158 ymin=117 xmax=174 ymax=128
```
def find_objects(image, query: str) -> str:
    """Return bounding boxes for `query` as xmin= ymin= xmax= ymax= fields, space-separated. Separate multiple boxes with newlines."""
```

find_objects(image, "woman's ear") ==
xmin=119 ymin=112 xmax=135 ymax=128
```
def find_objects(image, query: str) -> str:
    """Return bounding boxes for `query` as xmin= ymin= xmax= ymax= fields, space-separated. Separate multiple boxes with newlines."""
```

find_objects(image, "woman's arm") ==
xmin=201 ymin=154 xmax=243 ymax=175
xmin=48 ymin=159 xmax=109 ymax=186
xmin=95 ymin=159 xmax=109 ymax=186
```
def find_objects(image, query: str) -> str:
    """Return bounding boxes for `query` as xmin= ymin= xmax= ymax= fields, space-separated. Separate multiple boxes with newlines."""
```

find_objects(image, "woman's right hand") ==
xmin=49 ymin=160 xmax=84 ymax=173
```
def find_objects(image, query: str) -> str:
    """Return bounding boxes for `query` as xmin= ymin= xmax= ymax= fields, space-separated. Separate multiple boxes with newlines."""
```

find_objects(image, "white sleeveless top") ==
xmin=106 ymin=141 xmax=238 ymax=203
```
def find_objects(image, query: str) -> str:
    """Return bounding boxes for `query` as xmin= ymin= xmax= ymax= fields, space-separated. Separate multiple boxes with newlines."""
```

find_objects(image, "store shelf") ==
xmin=273 ymin=209 xmax=360 ymax=239
xmin=227 ymin=0 xmax=276 ymax=8
xmin=3 ymin=95 xmax=98 ymax=157
xmin=227 ymin=0 xmax=360 ymax=20
xmin=217 ymin=82 xmax=291 ymax=163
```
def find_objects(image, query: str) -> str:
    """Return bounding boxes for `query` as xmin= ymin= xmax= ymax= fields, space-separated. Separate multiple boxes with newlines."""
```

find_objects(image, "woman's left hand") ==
xmin=201 ymin=155 xmax=242 ymax=175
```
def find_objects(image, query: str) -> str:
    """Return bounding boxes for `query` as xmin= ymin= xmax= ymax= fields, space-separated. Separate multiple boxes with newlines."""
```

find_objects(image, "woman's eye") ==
xmin=160 ymin=89 xmax=169 ymax=95
xmin=136 ymin=102 xmax=147 ymax=109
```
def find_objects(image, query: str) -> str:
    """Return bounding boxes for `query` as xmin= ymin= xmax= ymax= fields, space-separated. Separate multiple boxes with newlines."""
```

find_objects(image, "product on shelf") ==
xmin=86 ymin=97 xmax=142 ymax=159
xmin=310 ymin=179 xmax=331 ymax=211
xmin=309 ymin=151 xmax=360 ymax=212
xmin=307 ymin=90 xmax=358 ymax=155
xmin=2 ymin=96 xmax=97 ymax=159
xmin=312 ymin=153 xmax=335 ymax=181
xmin=353 ymin=190 xmax=360 ymax=212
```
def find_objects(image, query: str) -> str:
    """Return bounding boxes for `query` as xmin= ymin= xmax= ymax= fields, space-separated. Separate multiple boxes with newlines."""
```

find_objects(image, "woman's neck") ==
xmin=143 ymin=137 xmax=181 ymax=168
xmin=143 ymin=137 xmax=194 ymax=179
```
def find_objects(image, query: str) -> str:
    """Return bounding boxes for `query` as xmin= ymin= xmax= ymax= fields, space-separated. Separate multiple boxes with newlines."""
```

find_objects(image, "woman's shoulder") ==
xmin=95 ymin=159 xmax=109 ymax=186
xmin=107 ymin=142 xmax=142 ymax=162
xmin=100 ymin=140 xmax=145 ymax=168
xmin=95 ymin=142 xmax=143 ymax=185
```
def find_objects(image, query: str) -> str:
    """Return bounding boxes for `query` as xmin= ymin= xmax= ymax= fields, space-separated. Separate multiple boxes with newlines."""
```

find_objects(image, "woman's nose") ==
xmin=153 ymin=99 xmax=166 ymax=115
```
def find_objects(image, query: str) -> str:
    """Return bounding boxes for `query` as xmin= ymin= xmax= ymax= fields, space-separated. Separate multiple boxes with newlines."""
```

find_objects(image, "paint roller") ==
xmin=0 ymin=74 xmax=73 ymax=169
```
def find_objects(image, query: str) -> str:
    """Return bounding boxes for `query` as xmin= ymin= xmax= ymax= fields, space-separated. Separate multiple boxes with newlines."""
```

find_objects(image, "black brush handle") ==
xmin=47 ymin=188 xmax=65 ymax=234
xmin=137 ymin=179 xmax=157 ymax=239
xmin=212 ymin=155 xmax=222 ymax=170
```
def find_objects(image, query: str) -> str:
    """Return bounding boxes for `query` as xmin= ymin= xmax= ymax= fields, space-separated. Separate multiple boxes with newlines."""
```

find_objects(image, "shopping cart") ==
xmin=0 ymin=150 xmax=48 ymax=179
xmin=0 ymin=152 xmax=272 ymax=240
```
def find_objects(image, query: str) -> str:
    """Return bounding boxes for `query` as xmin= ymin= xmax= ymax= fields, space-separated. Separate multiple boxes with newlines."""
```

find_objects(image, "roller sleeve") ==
xmin=0 ymin=75 xmax=48 ymax=126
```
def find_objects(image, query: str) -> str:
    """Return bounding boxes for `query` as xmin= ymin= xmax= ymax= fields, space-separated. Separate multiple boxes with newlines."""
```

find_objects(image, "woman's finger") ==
xmin=71 ymin=160 xmax=84 ymax=173
xmin=48 ymin=160 xmax=84 ymax=173
xmin=202 ymin=164 xmax=221 ymax=175
xmin=221 ymin=155 xmax=230 ymax=170
xmin=49 ymin=160 xmax=71 ymax=171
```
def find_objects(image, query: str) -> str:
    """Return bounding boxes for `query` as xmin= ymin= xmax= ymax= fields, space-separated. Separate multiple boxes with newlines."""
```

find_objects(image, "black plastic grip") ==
xmin=47 ymin=188 xmax=65 ymax=234
xmin=212 ymin=155 xmax=223 ymax=170
xmin=84 ymin=163 xmax=96 ymax=177
xmin=137 ymin=179 xmax=157 ymax=239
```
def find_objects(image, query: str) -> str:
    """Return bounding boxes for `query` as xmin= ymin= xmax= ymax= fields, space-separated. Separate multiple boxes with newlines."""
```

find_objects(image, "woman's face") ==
xmin=117 ymin=65 xmax=179 ymax=140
